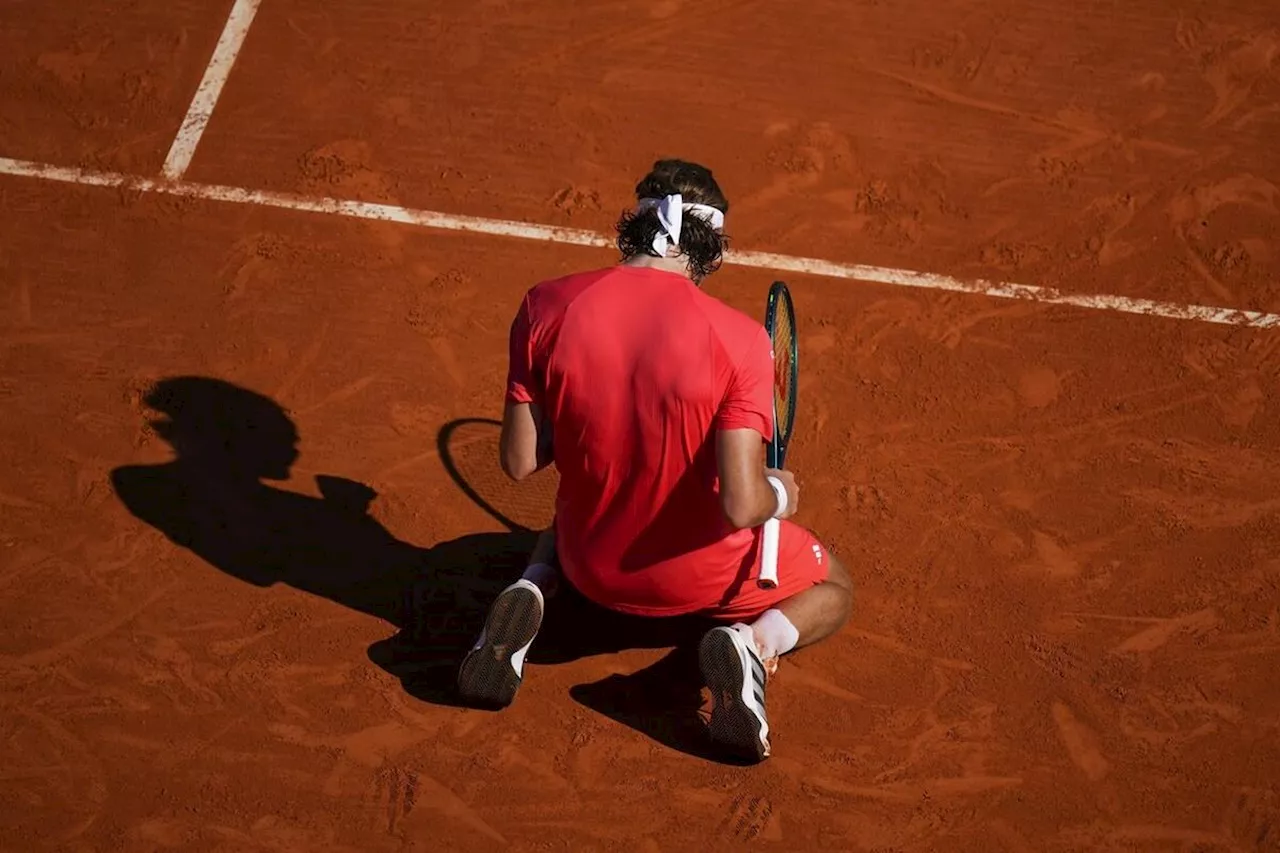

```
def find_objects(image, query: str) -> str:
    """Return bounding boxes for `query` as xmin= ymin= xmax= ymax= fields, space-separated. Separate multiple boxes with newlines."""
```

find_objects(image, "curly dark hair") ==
xmin=616 ymin=159 xmax=730 ymax=283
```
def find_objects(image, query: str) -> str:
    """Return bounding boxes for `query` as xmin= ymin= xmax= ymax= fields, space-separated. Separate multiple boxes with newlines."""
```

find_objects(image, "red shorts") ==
xmin=561 ymin=520 xmax=832 ymax=621
xmin=707 ymin=520 xmax=831 ymax=621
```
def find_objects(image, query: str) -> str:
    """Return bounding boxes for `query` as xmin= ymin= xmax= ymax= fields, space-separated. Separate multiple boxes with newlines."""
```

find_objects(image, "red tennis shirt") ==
xmin=505 ymin=265 xmax=775 ymax=616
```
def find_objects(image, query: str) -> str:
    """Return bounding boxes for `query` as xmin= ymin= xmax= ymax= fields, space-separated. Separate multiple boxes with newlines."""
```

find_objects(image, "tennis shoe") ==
xmin=699 ymin=624 xmax=772 ymax=762
xmin=457 ymin=579 xmax=544 ymax=708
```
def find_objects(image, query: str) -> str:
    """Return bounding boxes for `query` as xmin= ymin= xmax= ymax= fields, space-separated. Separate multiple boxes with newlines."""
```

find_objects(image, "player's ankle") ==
xmin=749 ymin=609 xmax=799 ymax=662
xmin=521 ymin=562 xmax=560 ymax=598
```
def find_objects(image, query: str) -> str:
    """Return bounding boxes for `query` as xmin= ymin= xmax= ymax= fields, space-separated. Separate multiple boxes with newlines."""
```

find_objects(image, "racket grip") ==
xmin=758 ymin=516 xmax=780 ymax=589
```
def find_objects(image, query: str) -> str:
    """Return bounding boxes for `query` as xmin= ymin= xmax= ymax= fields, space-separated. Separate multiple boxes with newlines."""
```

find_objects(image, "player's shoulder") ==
xmin=689 ymin=288 xmax=769 ymax=350
xmin=530 ymin=266 xmax=613 ymax=292
xmin=522 ymin=267 xmax=614 ymax=316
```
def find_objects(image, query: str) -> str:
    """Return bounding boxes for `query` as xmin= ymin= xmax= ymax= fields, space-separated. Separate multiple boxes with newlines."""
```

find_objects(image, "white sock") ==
xmin=750 ymin=609 xmax=800 ymax=660
xmin=521 ymin=562 xmax=559 ymax=597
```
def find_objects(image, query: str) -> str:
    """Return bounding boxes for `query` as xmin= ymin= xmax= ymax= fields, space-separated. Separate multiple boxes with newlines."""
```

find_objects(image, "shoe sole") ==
xmin=457 ymin=584 xmax=543 ymax=708
xmin=699 ymin=628 xmax=770 ymax=762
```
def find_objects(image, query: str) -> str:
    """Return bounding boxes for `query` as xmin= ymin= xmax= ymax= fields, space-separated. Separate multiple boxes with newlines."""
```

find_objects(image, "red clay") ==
xmin=2 ymin=0 xmax=1280 ymax=850
xmin=0 ymin=0 xmax=234 ymax=173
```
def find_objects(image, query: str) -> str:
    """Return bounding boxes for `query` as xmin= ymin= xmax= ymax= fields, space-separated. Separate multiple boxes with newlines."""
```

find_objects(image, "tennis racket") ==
xmin=759 ymin=280 xmax=799 ymax=589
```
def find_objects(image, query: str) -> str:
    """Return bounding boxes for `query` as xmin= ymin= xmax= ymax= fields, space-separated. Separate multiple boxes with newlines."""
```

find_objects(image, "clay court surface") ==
xmin=3 ymin=0 xmax=1280 ymax=850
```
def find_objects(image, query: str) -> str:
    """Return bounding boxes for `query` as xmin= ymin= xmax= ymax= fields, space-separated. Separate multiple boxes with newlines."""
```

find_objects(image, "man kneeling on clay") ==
xmin=456 ymin=158 xmax=852 ymax=762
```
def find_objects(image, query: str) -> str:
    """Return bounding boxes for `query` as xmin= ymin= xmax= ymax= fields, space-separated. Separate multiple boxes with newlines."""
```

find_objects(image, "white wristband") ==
xmin=766 ymin=475 xmax=788 ymax=518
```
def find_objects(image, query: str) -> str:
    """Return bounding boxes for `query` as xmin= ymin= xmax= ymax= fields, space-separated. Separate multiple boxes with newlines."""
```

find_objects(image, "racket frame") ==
xmin=763 ymin=281 xmax=798 ymax=470
xmin=758 ymin=280 xmax=798 ymax=590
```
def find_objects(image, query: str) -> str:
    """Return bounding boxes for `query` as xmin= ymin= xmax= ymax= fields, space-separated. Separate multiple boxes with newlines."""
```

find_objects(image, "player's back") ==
xmin=530 ymin=265 xmax=768 ymax=616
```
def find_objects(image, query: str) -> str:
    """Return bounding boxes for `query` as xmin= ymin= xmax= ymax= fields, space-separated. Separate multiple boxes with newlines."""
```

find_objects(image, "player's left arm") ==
xmin=716 ymin=325 xmax=791 ymax=528
xmin=500 ymin=294 xmax=553 ymax=481
xmin=500 ymin=401 xmax=553 ymax=481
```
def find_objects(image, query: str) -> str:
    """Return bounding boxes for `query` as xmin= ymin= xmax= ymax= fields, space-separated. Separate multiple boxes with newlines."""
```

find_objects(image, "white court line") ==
xmin=2 ymin=154 xmax=1278 ymax=330
xmin=160 ymin=0 xmax=262 ymax=180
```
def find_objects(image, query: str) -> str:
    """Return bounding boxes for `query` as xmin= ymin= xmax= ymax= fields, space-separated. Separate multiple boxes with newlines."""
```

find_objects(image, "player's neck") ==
xmin=620 ymin=253 xmax=694 ymax=282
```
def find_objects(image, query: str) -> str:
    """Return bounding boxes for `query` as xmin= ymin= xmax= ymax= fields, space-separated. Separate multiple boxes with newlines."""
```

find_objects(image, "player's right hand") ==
xmin=765 ymin=468 xmax=798 ymax=519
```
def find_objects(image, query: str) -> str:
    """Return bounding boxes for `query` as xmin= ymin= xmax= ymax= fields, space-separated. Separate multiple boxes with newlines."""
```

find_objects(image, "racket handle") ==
xmin=758 ymin=516 xmax=780 ymax=589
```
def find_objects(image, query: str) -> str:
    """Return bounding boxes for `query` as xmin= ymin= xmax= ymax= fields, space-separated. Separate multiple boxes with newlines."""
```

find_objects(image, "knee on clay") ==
xmin=823 ymin=553 xmax=854 ymax=621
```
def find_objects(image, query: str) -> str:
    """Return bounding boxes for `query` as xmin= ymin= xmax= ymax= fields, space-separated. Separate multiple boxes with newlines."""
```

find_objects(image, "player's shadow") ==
xmin=109 ymin=380 xmax=728 ymax=761
xmin=379 ymin=416 xmax=727 ymax=761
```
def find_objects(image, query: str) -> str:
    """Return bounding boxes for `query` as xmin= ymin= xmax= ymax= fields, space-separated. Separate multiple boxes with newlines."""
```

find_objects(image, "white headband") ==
xmin=635 ymin=194 xmax=725 ymax=258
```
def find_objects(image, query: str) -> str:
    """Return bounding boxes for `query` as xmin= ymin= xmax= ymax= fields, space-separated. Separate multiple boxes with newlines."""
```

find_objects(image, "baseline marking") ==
xmin=161 ymin=0 xmax=263 ymax=180
xmin=2 ymin=155 xmax=1277 ymax=330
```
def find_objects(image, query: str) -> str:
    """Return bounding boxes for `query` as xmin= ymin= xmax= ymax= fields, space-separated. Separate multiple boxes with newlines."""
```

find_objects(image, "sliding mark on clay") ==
xmin=1051 ymin=701 xmax=1109 ymax=782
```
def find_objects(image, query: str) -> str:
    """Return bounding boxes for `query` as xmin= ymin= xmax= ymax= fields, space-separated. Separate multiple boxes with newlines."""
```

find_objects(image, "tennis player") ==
xmin=457 ymin=159 xmax=852 ymax=761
